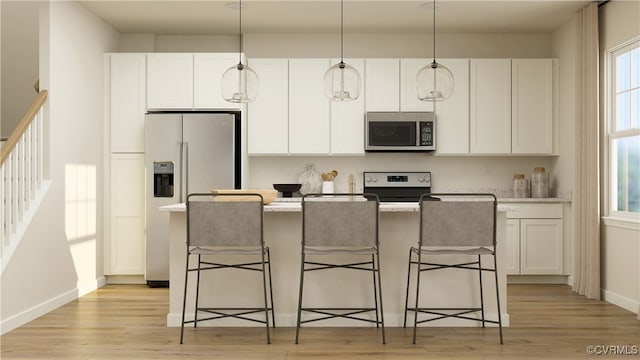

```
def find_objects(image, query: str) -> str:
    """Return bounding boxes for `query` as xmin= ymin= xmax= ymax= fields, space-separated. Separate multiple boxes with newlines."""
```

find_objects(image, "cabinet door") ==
xmin=400 ymin=58 xmax=434 ymax=111
xmin=505 ymin=219 xmax=521 ymax=275
xmin=470 ymin=59 xmax=511 ymax=154
xmin=365 ymin=59 xmax=400 ymax=111
xmin=520 ymin=219 xmax=563 ymax=274
xmin=109 ymin=154 xmax=145 ymax=275
xmin=331 ymin=58 xmax=365 ymax=155
xmin=147 ymin=53 xmax=193 ymax=109
xmin=109 ymin=53 xmax=146 ymax=152
xmin=247 ymin=59 xmax=289 ymax=154
xmin=512 ymin=59 xmax=553 ymax=154
xmin=193 ymin=53 xmax=240 ymax=109
xmin=289 ymin=59 xmax=331 ymax=154
xmin=435 ymin=59 xmax=470 ymax=154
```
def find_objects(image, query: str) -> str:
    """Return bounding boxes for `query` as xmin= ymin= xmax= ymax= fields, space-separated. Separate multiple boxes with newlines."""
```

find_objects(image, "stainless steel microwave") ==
xmin=365 ymin=112 xmax=435 ymax=152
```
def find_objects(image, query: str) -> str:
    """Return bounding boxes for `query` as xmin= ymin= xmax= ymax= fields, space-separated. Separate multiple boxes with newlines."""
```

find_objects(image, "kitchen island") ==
xmin=161 ymin=201 xmax=515 ymax=327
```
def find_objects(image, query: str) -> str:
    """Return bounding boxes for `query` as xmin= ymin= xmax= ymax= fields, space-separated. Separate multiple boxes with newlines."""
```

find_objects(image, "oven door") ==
xmin=366 ymin=121 xmax=418 ymax=151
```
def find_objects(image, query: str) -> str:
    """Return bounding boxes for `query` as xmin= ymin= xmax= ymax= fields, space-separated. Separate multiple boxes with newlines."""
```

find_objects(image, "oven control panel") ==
xmin=363 ymin=172 xmax=431 ymax=187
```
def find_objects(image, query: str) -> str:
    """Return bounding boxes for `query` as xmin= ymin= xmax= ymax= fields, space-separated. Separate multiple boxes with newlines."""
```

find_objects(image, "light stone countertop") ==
xmin=160 ymin=201 xmax=518 ymax=213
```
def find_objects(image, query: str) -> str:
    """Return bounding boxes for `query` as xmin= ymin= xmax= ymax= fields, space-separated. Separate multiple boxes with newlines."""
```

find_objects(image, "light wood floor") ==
xmin=1 ymin=284 xmax=638 ymax=359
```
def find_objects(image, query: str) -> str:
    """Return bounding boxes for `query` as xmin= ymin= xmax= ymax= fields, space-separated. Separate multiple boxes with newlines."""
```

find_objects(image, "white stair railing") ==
xmin=1 ymin=90 xmax=48 ymax=271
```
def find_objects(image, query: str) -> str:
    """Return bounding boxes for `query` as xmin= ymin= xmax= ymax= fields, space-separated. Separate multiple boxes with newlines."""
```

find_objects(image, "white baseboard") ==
xmin=601 ymin=289 xmax=640 ymax=314
xmin=507 ymin=275 xmax=570 ymax=284
xmin=167 ymin=312 xmax=510 ymax=327
xmin=0 ymin=287 xmax=78 ymax=335
xmin=105 ymin=275 xmax=146 ymax=284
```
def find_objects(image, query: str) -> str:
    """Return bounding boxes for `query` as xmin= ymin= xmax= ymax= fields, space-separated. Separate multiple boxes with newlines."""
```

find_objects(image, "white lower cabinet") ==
xmin=108 ymin=153 xmax=145 ymax=275
xmin=505 ymin=203 xmax=564 ymax=275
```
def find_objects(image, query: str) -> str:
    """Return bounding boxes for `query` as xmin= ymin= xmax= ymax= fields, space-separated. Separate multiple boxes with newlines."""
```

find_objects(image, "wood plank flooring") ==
xmin=1 ymin=284 xmax=638 ymax=359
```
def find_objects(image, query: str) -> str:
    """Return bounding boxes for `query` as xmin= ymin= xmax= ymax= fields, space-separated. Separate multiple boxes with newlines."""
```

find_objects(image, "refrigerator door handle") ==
xmin=182 ymin=141 xmax=189 ymax=202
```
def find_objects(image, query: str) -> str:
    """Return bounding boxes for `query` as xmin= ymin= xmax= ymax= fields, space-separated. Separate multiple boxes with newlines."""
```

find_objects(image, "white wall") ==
xmin=0 ymin=1 xmax=40 ymax=138
xmin=598 ymin=0 xmax=640 ymax=315
xmin=0 ymin=1 xmax=119 ymax=334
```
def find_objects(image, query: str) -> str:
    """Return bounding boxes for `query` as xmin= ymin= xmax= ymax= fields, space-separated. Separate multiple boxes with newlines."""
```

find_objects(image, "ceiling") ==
xmin=79 ymin=0 xmax=593 ymax=35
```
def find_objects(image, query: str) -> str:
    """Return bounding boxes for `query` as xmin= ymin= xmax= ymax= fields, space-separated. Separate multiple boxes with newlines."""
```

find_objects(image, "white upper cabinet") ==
xmin=400 ymin=59 xmax=435 ymax=112
xmin=511 ymin=59 xmax=553 ymax=154
xmin=470 ymin=59 xmax=512 ymax=154
xmin=289 ymin=59 xmax=331 ymax=154
xmin=247 ymin=58 xmax=289 ymax=155
xmin=365 ymin=59 xmax=400 ymax=111
xmin=331 ymin=59 xmax=366 ymax=155
xmin=434 ymin=59 xmax=470 ymax=155
xmin=193 ymin=53 xmax=240 ymax=109
xmin=147 ymin=53 xmax=194 ymax=109
xmin=109 ymin=53 xmax=146 ymax=153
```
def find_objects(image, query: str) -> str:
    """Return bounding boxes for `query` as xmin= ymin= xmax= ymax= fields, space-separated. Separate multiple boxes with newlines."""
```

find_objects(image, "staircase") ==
xmin=1 ymin=90 xmax=49 ymax=272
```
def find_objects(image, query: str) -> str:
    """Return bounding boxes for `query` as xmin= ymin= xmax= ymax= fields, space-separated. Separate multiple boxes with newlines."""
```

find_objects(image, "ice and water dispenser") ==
xmin=153 ymin=162 xmax=174 ymax=197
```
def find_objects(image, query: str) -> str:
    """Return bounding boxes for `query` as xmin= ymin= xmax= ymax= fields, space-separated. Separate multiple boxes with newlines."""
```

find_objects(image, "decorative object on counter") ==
xmin=221 ymin=0 xmax=259 ymax=103
xmin=348 ymin=173 xmax=356 ymax=193
xmin=211 ymin=189 xmax=277 ymax=204
xmin=324 ymin=0 xmax=361 ymax=101
xmin=531 ymin=167 xmax=549 ymax=198
xmin=320 ymin=170 xmax=338 ymax=194
xmin=298 ymin=164 xmax=322 ymax=195
xmin=416 ymin=0 xmax=454 ymax=102
xmin=273 ymin=183 xmax=302 ymax=198
xmin=512 ymin=174 xmax=530 ymax=198
xmin=321 ymin=169 xmax=339 ymax=182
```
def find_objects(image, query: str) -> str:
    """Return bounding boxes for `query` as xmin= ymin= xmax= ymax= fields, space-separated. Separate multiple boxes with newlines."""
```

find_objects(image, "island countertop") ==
xmin=160 ymin=201 xmax=519 ymax=213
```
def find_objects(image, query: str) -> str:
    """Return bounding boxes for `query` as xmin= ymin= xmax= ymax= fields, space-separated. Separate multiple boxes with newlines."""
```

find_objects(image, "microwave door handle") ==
xmin=416 ymin=122 xmax=421 ymax=146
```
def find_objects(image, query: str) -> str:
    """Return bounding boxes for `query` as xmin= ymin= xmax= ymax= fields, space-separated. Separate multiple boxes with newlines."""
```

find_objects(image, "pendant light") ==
xmin=221 ymin=0 xmax=259 ymax=103
xmin=323 ymin=0 xmax=361 ymax=101
xmin=416 ymin=0 xmax=454 ymax=101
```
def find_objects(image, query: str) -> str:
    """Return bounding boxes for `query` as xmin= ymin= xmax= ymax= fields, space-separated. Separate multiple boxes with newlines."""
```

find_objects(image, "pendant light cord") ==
xmin=432 ymin=0 xmax=436 ymax=64
xmin=238 ymin=0 xmax=243 ymax=65
xmin=340 ymin=0 xmax=344 ymax=63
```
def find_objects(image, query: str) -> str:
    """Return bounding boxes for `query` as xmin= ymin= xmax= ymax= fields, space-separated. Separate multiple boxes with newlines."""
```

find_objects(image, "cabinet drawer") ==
xmin=506 ymin=203 xmax=562 ymax=219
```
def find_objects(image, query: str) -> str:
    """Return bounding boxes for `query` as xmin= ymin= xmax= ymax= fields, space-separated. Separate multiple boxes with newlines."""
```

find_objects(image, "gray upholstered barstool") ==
xmin=403 ymin=193 xmax=503 ymax=344
xmin=295 ymin=193 xmax=385 ymax=344
xmin=180 ymin=192 xmax=275 ymax=344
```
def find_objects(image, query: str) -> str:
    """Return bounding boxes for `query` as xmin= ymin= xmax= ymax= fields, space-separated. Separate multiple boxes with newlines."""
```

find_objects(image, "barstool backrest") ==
xmin=302 ymin=194 xmax=379 ymax=248
xmin=420 ymin=194 xmax=496 ymax=247
xmin=187 ymin=193 xmax=264 ymax=248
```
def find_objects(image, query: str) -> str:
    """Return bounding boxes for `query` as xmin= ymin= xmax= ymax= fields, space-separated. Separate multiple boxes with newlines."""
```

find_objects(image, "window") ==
xmin=608 ymin=39 xmax=640 ymax=218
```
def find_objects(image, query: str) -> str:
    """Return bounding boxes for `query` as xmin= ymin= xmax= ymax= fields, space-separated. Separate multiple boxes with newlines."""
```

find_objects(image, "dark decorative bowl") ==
xmin=273 ymin=183 xmax=302 ymax=197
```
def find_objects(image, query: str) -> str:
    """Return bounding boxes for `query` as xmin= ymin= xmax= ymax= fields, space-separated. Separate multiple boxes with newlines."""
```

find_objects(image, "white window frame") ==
xmin=605 ymin=37 xmax=640 ymax=223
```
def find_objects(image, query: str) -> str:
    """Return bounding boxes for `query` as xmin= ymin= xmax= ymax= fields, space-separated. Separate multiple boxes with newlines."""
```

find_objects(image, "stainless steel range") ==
xmin=363 ymin=171 xmax=431 ymax=202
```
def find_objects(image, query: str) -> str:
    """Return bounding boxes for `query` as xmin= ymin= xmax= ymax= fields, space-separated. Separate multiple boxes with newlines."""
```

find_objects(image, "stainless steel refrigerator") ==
xmin=144 ymin=112 xmax=240 ymax=287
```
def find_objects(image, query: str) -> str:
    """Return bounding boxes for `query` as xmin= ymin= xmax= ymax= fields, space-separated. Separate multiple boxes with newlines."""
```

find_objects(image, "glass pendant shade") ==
xmin=416 ymin=61 xmax=455 ymax=101
xmin=324 ymin=62 xmax=361 ymax=101
xmin=221 ymin=63 xmax=259 ymax=103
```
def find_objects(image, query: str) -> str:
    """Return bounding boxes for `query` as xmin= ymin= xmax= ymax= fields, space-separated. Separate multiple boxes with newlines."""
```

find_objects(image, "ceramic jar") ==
xmin=513 ymin=174 xmax=529 ymax=198
xmin=531 ymin=167 xmax=549 ymax=198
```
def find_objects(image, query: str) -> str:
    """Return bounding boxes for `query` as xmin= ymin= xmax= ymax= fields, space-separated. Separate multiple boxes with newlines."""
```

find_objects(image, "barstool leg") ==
xmin=267 ymin=248 xmax=276 ymax=328
xmin=180 ymin=252 xmax=190 ymax=344
xmin=412 ymin=251 xmax=423 ymax=345
xmin=260 ymin=249 xmax=271 ymax=344
xmin=295 ymin=253 xmax=306 ymax=344
xmin=194 ymin=254 xmax=202 ymax=328
xmin=493 ymin=253 xmax=504 ymax=344
xmin=375 ymin=251 xmax=386 ymax=344
xmin=478 ymin=255 xmax=486 ymax=328
xmin=403 ymin=249 xmax=413 ymax=328
xmin=371 ymin=254 xmax=379 ymax=328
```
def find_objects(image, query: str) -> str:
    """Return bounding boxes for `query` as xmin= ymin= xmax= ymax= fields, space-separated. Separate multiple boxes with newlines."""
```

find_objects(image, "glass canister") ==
xmin=512 ymin=174 xmax=529 ymax=198
xmin=531 ymin=167 xmax=549 ymax=198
